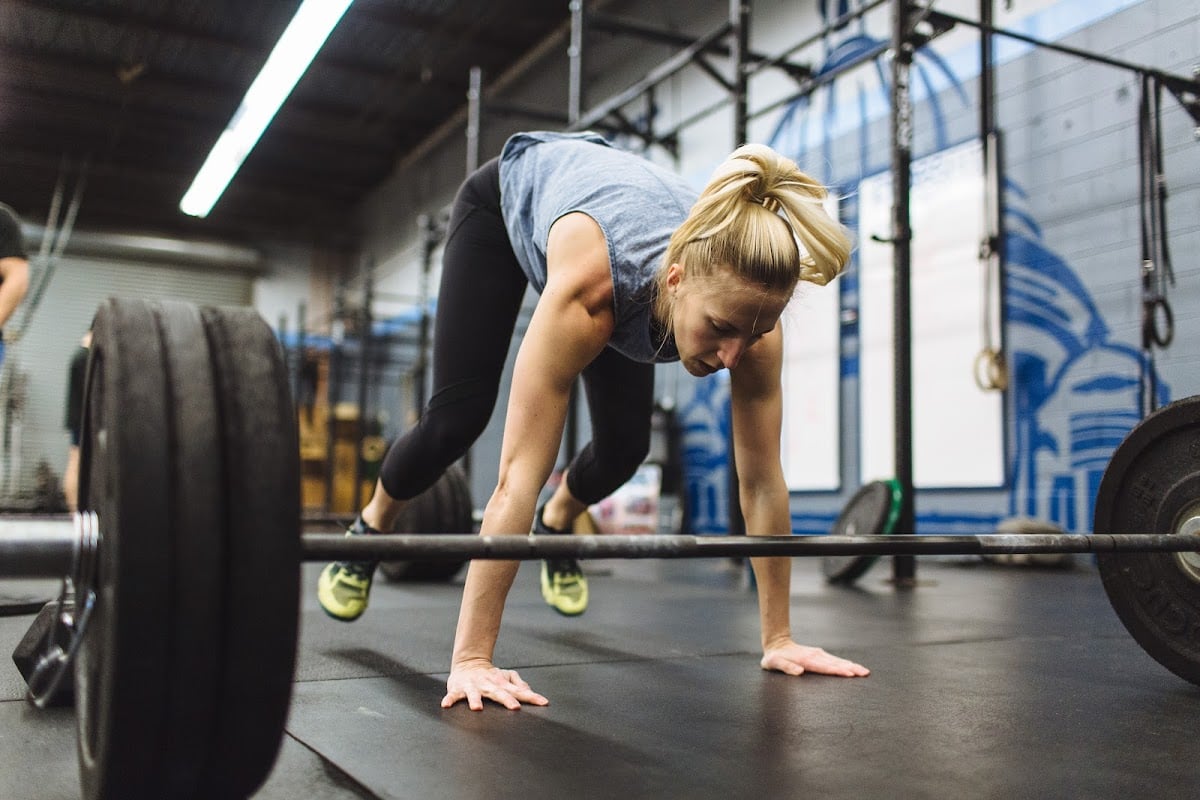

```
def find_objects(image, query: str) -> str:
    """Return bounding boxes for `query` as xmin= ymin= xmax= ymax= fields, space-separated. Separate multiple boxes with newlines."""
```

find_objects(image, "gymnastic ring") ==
xmin=973 ymin=348 xmax=1009 ymax=392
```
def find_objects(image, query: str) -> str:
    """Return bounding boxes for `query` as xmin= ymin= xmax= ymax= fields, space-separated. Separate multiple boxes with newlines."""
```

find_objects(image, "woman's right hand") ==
xmin=441 ymin=659 xmax=549 ymax=711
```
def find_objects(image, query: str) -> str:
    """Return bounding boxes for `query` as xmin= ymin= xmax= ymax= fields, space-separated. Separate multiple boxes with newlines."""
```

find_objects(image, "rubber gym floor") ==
xmin=2 ymin=552 xmax=1199 ymax=800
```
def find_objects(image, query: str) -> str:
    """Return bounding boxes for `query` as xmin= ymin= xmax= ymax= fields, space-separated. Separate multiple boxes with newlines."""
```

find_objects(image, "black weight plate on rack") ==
xmin=1095 ymin=394 xmax=1200 ymax=687
xmin=377 ymin=477 xmax=440 ymax=582
xmin=822 ymin=480 xmax=902 ymax=585
xmin=420 ymin=464 xmax=473 ymax=580
xmin=75 ymin=298 xmax=176 ymax=800
xmin=197 ymin=305 xmax=301 ymax=799
xmin=379 ymin=463 xmax=472 ymax=582
xmin=448 ymin=463 xmax=475 ymax=532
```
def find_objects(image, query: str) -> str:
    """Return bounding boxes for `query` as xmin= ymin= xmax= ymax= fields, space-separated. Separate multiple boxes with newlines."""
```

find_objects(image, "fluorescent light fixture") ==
xmin=180 ymin=0 xmax=354 ymax=218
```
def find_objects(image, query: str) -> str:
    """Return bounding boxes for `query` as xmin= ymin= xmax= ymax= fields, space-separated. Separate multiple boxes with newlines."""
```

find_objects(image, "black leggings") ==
xmin=379 ymin=158 xmax=655 ymax=506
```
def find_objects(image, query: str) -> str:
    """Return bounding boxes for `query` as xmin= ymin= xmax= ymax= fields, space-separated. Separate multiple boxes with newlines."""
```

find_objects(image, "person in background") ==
xmin=63 ymin=330 xmax=91 ymax=511
xmin=317 ymin=132 xmax=870 ymax=710
xmin=0 ymin=203 xmax=31 ymax=364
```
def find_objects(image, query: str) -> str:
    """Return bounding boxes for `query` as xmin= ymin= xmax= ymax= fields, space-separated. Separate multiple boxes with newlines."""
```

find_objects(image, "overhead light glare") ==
xmin=180 ymin=0 xmax=353 ymax=218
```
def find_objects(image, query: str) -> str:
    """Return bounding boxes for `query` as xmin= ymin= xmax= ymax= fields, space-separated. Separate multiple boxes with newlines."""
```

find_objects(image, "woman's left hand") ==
xmin=760 ymin=641 xmax=870 ymax=677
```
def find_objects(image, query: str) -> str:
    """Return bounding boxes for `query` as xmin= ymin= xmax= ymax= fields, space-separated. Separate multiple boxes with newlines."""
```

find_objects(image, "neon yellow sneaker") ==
xmin=317 ymin=517 xmax=379 ymax=621
xmin=533 ymin=506 xmax=588 ymax=616
xmin=540 ymin=558 xmax=589 ymax=616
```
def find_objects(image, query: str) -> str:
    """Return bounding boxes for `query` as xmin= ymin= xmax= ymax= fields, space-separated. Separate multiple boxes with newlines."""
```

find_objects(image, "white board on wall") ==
xmin=781 ymin=197 xmax=842 ymax=492
xmin=781 ymin=280 xmax=841 ymax=491
xmin=858 ymin=139 xmax=1004 ymax=488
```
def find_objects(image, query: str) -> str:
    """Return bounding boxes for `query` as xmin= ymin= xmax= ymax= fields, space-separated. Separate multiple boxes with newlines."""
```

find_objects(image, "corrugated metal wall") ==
xmin=0 ymin=253 xmax=252 ymax=509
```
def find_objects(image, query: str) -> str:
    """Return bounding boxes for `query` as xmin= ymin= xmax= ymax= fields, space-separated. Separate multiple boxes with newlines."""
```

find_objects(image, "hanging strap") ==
xmin=1137 ymin=74 xmax=1174 ymax=417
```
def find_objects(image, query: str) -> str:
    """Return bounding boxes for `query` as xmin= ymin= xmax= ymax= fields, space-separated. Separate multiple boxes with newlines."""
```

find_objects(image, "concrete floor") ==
xmin=2 ymin=555 xmax=1199 ymax=800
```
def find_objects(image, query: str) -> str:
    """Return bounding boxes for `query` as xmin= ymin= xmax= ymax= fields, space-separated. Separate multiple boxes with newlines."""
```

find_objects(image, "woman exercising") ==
xmin=317 ymin=131 xmax=870 ymax=709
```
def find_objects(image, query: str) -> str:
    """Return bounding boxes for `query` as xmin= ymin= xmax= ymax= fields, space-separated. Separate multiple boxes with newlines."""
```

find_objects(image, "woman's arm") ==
xmin=729 ymin=327 xmax=794 ymax=649
xmin=731 ymin=325 xmax=869 ymax=678
xmin=443 ymin=213 xmax=616 ymax=710
xmin=0 ymin=256 xmax=29 ymax=332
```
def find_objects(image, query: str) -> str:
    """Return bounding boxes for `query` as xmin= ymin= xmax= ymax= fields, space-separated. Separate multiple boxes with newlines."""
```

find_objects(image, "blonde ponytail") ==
xmin=654 ymin=144 xmax=851 ymax=322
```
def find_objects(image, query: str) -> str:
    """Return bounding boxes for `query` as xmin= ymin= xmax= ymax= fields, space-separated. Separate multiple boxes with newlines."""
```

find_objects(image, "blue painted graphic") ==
xmin=1002 ymin=196 xmax=1167 ymax=529
xmin=678 ymin=372 xmax=733 ymax=535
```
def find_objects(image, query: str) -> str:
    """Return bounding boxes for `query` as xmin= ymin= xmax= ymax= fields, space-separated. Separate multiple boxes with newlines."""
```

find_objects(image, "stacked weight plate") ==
xmin=74 ymin=298 xmax=300 ymax=800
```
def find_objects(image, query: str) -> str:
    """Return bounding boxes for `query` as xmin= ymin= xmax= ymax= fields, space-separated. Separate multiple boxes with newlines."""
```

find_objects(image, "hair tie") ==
xmin=760 ymin=195 xmax=781 ymax=213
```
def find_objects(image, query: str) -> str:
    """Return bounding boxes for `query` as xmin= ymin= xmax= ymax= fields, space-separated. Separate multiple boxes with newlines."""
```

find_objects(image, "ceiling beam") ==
xmin=0 ymin=44 xmax=460 ymax=125
xmin=0 ymin=147 xmax=358 ymax=245
xmin=348 ymin=0 xmax=558 ymax=52
xmin=6 ymin=0 xmax=513 ymax=79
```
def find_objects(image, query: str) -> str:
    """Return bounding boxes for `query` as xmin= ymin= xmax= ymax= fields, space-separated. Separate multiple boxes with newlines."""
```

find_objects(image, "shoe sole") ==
xmin=318 ymin=604 xmax=365 ymax=623
xmin=316 ymin=588 xmax=366 ymax=622
xmin=546 ymin=603 xmax=587 ymax=617
xmin=540 ymin=581 xmax=588 ymax=617
xmin=317 ymin=570 xmax=368 ymax=622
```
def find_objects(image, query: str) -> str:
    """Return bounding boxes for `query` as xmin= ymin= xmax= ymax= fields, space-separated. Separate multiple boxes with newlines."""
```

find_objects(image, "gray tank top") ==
xmin=498 ymin=131 xmax=697 ymax=363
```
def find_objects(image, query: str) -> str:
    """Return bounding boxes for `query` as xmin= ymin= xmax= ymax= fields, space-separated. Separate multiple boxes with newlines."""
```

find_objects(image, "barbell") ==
xmin=9 ymin=517 xmax=1200 ymax=571
xmin=4 ymin=296 xmax=1200 ymax=800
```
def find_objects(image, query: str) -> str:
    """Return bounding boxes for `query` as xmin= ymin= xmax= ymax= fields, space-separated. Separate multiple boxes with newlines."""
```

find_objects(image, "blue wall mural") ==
xmin=679 ymin=372 xmax=732 ymax=536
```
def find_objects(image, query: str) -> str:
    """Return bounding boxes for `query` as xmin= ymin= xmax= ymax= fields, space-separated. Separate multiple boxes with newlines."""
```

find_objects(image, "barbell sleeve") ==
xmin=0 ymin=518 xmax=77 ymax=578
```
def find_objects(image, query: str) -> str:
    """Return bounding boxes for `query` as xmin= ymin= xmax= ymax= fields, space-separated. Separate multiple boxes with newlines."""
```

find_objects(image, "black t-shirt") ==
xmin=0 ymin=204 xmax=26 ymax=261
xmin=66 ymin=346 xmax=89 ymax=437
